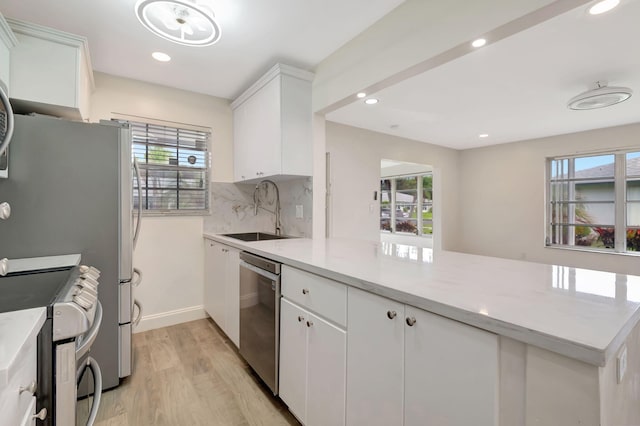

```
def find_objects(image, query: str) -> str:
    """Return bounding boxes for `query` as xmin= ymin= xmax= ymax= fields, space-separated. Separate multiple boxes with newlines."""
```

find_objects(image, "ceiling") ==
xmin=0 ymin=0 xmax=404 ymax=100
xmin=326 ymin=0 xmax=640 ymax=150
xmin=1 ymin=0 xmax=638 ymax=151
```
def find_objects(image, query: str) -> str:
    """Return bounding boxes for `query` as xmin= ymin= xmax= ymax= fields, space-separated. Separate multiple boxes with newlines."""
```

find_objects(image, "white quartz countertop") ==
xmin=0 ymin=307 xmax=46 ymax=387
xmin=205 ymin=233 xmax=640 ymax=366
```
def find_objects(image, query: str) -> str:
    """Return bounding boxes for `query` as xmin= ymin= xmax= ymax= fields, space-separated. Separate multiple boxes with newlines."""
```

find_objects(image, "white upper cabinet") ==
xmin=232 ymin=63 xmax=314 ymax=183
xmin=7 ymin=19 xmax=93 ymax=121
xmin=0 ymin=13 xmax=18 ymax=93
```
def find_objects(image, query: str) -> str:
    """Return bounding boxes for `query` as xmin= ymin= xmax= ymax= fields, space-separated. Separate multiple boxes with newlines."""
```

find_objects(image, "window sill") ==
xmin=545 ymin=244 xmax=640 ymax=257
xmin=142 ymin=210 xmax=211 ymax=217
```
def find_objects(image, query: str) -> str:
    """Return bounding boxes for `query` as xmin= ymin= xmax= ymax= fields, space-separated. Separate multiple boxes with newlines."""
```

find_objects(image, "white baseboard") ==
xmin=133 ymin=305 xmax=207 ymax=333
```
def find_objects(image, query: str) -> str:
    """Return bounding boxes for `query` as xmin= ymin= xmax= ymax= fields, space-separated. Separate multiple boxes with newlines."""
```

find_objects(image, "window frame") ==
xmin=129 ymin=120 xmax=211 ymax=216
xmin=545 ymin=149 xmax=640 ymax=255
xmin=380 ymin=172 xmax=433 ymax=237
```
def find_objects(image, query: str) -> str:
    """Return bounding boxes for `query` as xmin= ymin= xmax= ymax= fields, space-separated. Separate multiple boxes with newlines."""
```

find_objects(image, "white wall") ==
xmin=458 ymin=123 xmax=640 ymax=275
xmin=326 ymin=121 xmax=459 ymax=250
xmin=89 ymin=72 xmax=234 ymax=332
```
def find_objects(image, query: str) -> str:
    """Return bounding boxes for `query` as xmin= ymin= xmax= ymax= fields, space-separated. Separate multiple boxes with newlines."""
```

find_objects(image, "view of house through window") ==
xmin=547 ymin=150 xmax=640 ymax=253
xmin=380 ymin=160 xmax=433 ymax=237
xmin=130 ymin=121 xmax=210 ymax=214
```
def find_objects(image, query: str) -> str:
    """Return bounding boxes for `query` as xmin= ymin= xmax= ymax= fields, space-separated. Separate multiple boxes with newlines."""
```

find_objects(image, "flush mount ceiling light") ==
xmin=567 ymin=81 xmax=632 ymax=110
xmin=589 ymin=0 xmax=620 ymax=15
xmin=357 ymin=92 xmax=367 ymax=98
xmin=365 ymin=98 xmax=379 ymax=105
xmin=479 ymin=133 xmax=489 ymax=138
xmin=135 ymin=0 xmax=221 ymax=46
xmin=471 ymin=38 xmax=487 ymax=48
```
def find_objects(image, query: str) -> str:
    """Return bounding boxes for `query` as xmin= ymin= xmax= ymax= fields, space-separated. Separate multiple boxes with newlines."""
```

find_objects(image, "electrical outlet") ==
xmin=617 ymin=345 xmax=627 ymax=384
xmin=296 ymin=205 xmax=303 ymax=219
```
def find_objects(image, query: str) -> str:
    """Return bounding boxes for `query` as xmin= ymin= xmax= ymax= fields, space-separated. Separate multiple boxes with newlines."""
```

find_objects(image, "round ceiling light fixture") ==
xmin=471 ymin=38 xmax=487 ymax=48
xmin=567 ymin=81 xmax=632 ymax=110
xmin=135 ymin=0 xmax=221 ymax=47
xmin=365 ymin=98 xmax=379 ymax=105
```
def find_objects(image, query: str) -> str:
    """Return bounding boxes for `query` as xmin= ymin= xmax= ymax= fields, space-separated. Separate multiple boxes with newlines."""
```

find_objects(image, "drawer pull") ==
xmin=306 ymin=320 xmax=313 ymax=328
xmin=302 ymin=288 xmax=309 ymax=295
xmin=406 ymin=316 xmax=417 ymax=326
xmin=33 ymin=408 xmax=47 ymax=421
xmin=387 ymin=310 xmax=397 ymax=319
xmin=19 ymin=381 xmax=37 ymax=395
xmin=297 ymin=315 xmax=304 ymax=322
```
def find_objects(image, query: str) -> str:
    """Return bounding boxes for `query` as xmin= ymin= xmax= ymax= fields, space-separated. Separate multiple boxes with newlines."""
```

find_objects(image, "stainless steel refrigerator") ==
xmin=0 ymin=113 xmax=138 ymax=390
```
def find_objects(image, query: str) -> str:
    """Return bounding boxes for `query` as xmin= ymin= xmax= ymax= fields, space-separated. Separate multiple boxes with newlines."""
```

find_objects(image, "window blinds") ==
xmin=130 ymin=121 xmax=210 ymax=213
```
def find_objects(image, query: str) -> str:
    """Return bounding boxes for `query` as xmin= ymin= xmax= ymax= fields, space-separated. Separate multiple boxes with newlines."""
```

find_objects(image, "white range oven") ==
xmin=0 ymin=256 xmax=103 ymax=426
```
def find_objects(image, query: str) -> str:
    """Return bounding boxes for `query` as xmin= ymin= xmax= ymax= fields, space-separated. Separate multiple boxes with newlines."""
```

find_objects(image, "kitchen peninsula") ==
xmin=205 ymin=233 xmax=640 ymax=426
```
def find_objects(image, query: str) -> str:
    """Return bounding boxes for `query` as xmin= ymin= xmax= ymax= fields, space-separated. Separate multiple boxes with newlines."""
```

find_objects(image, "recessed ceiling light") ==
xmin=479 ymin=133 xmax=489 ymax=138
xmin=135 ymin=0 xmax=221 ymax=46
xmin=365 ymin=98 xmax=379 ymax=105
xmin=357 ymin=92 xmax=367 ymax=98
xmin=152 ymin=51 xmax=171 ymax=62
xmin=589 ymin=0 xmax=620 ymax=15
xmin=471 ymin=38 xmax=487 ymax=48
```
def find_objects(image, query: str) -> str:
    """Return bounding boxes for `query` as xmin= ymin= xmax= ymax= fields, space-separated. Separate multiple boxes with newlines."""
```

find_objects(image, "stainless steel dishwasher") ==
xmin=239 ymin=251 xmax=281 ymax=395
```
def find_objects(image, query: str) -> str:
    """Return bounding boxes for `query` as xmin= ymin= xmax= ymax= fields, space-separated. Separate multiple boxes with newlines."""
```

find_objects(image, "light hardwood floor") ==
xmin=88 ymin=319 xmax=300 ymax=426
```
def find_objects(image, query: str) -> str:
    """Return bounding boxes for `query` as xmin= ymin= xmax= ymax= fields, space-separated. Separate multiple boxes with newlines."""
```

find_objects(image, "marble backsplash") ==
xmin=203 ymin=177 xmax=313 ymax=237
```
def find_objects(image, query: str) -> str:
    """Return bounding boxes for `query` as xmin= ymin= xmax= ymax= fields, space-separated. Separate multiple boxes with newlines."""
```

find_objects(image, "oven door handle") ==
xmin=76 ymin=357 xmax=102 ymax=426
xmin=76 ymin=301 xmax=103 ymax=359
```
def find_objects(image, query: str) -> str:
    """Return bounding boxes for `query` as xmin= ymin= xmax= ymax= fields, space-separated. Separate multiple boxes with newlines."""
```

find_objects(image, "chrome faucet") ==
xmin=253 ymin=179 xmax=282 ymax=236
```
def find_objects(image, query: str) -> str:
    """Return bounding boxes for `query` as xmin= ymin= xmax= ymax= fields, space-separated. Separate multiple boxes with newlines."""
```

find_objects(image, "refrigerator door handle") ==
xmin=0 ymin=84 xmax=14 ymax=156
xmin=132 ymin=267 xmax=142 ymax=287
xmin=133 ymin=158 xmax=142 ymax=250
xmin=133 ymin=299 xmax=143 ymax=328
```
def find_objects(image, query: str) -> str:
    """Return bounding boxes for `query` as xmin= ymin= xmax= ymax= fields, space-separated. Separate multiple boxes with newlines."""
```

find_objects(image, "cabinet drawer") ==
xmin=0 ymin=336 xmax=38 ymax=426
xmin=282 ymin=265 xmax=346 ymax=327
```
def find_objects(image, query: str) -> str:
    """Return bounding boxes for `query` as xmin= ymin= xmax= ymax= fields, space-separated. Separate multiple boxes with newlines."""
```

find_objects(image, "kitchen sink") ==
xmin=221 ymin=232 xmax=292 ymax=242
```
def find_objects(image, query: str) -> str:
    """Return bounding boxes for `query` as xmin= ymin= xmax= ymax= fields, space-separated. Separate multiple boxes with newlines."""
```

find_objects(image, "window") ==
xmin=380 ymin=173 xmax=433 ymax=236
xmin=131 ymin=121 xmax=210 ymax=214
xmin=547 ymin=151 xmax=640 ymax=253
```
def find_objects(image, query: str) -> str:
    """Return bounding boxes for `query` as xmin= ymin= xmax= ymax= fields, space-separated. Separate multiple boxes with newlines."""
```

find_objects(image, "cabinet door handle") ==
xmin=387 ymin=310 xmax=397 ymax=319
xmin=406 ymin=316 xmax=417 ymax=326
xmin=297 ymin=316 xmax=304 ymax=322
xmin=306 ymin=320 xmax=313 ymax=327
xmin=33 ymin=408 xmax=47 ymax=421
xmin=19 ymin=381 xmax=37 ymax=395
xmin=302 ymin=288 xmax=309 ymax=295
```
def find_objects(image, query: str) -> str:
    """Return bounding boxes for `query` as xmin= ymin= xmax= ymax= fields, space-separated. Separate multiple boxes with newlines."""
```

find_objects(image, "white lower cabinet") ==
xmin=204 ymin=240 xmax=240 ymax=346
xmin=279 ymin=298 xmax=346 ymax=426
xmin=347 ymin=287 xmax=499 ymax=426
xmin=346 ymin=288 xmax=404 ymax=426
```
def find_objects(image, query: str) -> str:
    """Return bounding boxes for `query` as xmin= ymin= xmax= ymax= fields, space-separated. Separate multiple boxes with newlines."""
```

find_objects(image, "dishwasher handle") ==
xmin=239 ymin=260 xmax=280 ymax=283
